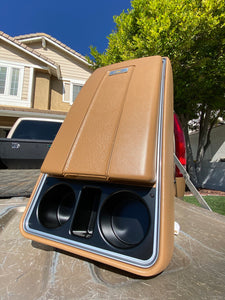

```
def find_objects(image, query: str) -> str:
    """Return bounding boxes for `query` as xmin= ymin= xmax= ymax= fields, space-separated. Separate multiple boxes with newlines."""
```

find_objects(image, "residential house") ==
xmin=0 ymin=31 xmax=93 ymax=136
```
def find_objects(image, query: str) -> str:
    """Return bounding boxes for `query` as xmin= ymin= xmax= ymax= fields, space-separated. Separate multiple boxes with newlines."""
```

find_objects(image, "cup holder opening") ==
xmin=99 ymin=191 xmax=150 ymax=249
xmin=38 ymin=184 xmax=75 ymax=229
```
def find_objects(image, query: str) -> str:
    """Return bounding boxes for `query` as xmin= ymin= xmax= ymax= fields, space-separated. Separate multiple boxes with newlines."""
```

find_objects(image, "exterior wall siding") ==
xmin=27 ymin=41 xmax=92 ymax=80
xmin=50 ymin=77 xmax=71 ymax=112
xmin=0 ymin=40 xmax=46 ymax=67
xmin=22 ymin=66 xmax=30 ymax=100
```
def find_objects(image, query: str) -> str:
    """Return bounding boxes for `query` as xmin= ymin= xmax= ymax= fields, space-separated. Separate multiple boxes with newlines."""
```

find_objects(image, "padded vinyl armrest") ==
xmin=41 ymin=56 xmax=164 ymax=186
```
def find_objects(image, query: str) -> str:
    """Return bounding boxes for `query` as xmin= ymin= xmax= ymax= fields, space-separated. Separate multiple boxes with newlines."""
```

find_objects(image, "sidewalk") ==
xmin=0 ymin=169 xmax=40 ymax=198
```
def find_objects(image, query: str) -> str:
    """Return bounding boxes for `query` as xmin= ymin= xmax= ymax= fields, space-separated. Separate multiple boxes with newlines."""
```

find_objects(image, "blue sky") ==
xmin=0 ymin=0 xmax=132 ymax=58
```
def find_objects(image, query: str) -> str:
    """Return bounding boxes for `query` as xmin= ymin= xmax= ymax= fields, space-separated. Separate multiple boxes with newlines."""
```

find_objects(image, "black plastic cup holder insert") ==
xmin=38 ymin=183 xmax=75 ymax=229
xmin=72 ymin=187 xmax=101 ymax=238
xmin=99 ymin=190 xmax=150 ymax=249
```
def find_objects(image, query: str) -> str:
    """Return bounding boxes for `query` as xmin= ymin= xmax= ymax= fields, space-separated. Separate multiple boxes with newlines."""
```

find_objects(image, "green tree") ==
xmin=89 ymin=0 xmax=225 ymax=186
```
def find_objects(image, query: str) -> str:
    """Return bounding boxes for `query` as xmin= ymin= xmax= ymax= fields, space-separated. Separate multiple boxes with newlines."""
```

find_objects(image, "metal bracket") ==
xmin=174 ymin=154 xmax=212 ymax=211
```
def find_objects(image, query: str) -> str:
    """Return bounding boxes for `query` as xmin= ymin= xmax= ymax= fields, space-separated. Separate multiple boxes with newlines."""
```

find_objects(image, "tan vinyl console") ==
xmin=20 ymin=56 xmax=174 ymax=277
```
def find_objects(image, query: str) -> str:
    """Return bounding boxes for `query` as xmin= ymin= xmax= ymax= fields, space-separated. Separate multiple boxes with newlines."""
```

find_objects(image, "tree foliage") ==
xmin=89 ymin=0 xmax=225 ymax=186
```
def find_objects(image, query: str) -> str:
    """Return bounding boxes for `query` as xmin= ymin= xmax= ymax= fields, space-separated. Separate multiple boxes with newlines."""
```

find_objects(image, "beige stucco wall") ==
xmin=33 ymin=71 xmax=50 ymax=110
xmin=33 ymin=72 xmax=71 ymax=112
xmin=50 ymin=77 xmax=70 ymax=112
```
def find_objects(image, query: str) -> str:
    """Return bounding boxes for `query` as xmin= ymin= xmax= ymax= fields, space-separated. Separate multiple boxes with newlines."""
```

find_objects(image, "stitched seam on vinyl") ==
xmin=63 ymin=71 xmax=109 ymax=174
xmin=105 ymin=66 xmax=135 ymax=180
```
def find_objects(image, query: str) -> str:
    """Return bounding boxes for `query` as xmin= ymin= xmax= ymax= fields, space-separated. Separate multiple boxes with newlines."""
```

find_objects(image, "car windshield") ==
xmin=11 ymin=120 xmax=62 ymax=140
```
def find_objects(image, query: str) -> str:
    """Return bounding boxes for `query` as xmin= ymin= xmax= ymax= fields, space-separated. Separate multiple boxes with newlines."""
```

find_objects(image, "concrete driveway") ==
xmin=1 ymin=194 xmax=225 ymax=299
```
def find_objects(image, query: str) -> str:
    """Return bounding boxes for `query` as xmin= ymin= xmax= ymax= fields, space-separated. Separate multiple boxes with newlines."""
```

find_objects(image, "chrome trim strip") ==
xmin=153 ymin=58 xmax=167 ymax=266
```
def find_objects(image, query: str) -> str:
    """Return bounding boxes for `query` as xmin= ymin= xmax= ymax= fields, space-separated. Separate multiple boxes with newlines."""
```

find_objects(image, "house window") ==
xmin=0 ymin=67 xmax=7 ymax=94
xmin=0 ymin=65 xmax=22 ymax=97
xmin=10 ymin=68 xmax=20 ymax=96
xmin=72 ymin=84 xmax=82 ymax=103
xmin=63 ymin=80 xmax=85 ymax=104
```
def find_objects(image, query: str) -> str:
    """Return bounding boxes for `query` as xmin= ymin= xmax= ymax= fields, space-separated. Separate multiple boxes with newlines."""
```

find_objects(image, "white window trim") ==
xmin=62 ymin=81 xmax=70 ymax=103
xmin=62 ymin=79 xmax=85 ymax=105
xmin=28 ymin=67 xmax=34 ymax=105
xmin=0 ymin=62 xmax=24 ymax=102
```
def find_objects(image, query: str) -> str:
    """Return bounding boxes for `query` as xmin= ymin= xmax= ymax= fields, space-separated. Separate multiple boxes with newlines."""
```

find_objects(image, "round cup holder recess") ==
xmin=38 ymin=183 xmax=75 ymax=229
xmin=99 ymin=191 xmax=150 ymax=249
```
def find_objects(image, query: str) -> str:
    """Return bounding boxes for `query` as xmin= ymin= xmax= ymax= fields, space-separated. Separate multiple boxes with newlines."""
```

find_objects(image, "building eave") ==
xmin=0 ymin=31 xmax=61 ymax=78
xmin=0 ymin=106 xmax=67 ymax=120
xmin=15 ymin=34 xmax=92 ymax=67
